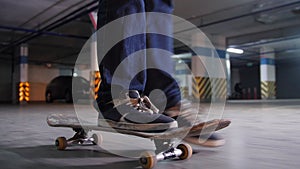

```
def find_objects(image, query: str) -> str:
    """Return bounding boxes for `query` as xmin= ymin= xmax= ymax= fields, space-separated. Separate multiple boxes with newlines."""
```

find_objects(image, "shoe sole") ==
xmin=98 ymin=119 xmax=178 ymax=132
xmin=184 ymin=136 xmax=226 ymax=147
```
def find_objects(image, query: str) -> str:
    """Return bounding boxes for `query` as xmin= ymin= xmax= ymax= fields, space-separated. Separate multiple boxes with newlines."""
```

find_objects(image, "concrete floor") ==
xmin=0 ymin=100 xmax=300 ymax=169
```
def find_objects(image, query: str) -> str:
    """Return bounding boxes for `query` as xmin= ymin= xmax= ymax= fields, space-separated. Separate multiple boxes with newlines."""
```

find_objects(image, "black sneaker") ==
xmin=184 ymin=133 xmax=226 ymax=147
xmin=98 ymin=90 xmax=178 ymax=131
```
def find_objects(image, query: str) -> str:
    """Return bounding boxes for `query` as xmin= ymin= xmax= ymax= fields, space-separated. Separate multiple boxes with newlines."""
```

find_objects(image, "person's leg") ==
xmin=143 ymin=0 xmax=181 ymax=111
xmin=97 ymin=0 xmax=147 ymax=112
xmin=96 ymin=0 xmax=177 ymax=130
xmin=141 ymin=0 xmax=226 ymax=146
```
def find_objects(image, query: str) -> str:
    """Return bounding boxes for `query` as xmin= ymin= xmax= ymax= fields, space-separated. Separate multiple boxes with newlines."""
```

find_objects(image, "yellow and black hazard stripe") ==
xmin=261 ymin=81 xmax=276 ymax=99
xmin=211 ymin=78 xmax=227 ymax=99
xmin=91 ymin=71 xmax=101 ymax=99
xmin=192 ymin=77 xmax=226 ymax=101
xmin=180 ymin=86 xmax=189 ymax=98
xmin=19 ymin=82 xmax=30 ymax=102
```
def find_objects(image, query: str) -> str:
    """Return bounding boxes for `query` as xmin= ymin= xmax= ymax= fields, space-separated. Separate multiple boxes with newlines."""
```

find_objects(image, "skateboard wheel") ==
xmin=55 ymin=137 xmax=67 ymax=150
xmin=91 ymin=133 xmax=103 ymax=145
xmin=139 ymin=151 xmax=157 ymax=169
xmin=177 ymin=143 xmax=193 ymax=160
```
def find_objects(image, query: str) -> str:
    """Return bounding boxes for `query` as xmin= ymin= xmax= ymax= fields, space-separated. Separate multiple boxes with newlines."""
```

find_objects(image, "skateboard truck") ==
xmin=55 ymin=129 xmax=100 ymax=150
xmin=156 ymin=147 xmax=182 ymax=160
xmin=54 ymin=129 xmax=192 ymax=169
xmin=140 ymin=143 xmax=193 ymax=169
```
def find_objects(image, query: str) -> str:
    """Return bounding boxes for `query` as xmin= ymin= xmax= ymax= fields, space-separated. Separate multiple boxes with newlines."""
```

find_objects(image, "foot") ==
xmin=163 ymin=99 xmax=201 ymax=128
xmin=98 ymin=90 xmax=178 ymax=131
xmin=184 ymin=133 xmax=226 ymax=147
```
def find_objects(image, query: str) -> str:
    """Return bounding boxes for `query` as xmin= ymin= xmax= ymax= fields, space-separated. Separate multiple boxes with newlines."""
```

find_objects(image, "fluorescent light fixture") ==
xmin=226 ymin=48 xmax=244 ymax=54
xmin=172 ymin=53 xmax=192 ymax=59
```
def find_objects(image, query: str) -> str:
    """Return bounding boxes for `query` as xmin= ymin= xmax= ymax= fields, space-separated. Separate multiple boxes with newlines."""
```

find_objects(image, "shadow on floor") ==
xmin=1 ymin=145 xmax=141 ymax=169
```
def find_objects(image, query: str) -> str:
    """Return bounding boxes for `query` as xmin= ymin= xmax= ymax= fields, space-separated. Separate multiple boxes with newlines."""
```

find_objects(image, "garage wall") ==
xmin=231 ymin=68 xmax=240 ymax=94
xmin=28 ymin=65 xmax=60 ymax=101
xmin=0 ymin=58 xmax=12 ymax=102
xmin=236 ymin=65 xmax=261 ymax=99
xmin=276 ymin=56 xmax=300 ymax=99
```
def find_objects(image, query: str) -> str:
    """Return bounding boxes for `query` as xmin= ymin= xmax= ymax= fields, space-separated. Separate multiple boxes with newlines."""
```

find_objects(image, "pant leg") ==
xmin=143 ymin=0 xmax=181 ymax=110
xmin=97 ymin=0 xmax=147 ymax=111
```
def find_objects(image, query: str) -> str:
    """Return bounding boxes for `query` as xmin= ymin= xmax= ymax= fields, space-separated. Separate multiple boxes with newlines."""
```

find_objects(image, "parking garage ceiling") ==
xmin=0 ymin=0 xmax=299 ymax=68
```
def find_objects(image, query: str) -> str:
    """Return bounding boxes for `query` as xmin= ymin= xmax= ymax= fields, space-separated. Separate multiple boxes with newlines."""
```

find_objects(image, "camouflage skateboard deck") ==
xmin=47 ymin=113 xmax=230 ymax=139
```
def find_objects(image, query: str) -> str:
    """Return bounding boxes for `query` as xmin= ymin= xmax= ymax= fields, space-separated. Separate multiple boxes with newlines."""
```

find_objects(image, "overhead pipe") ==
xmin=230 ymin=34 xmax=300 ymax=48
xmin=228 ymin=34 xmax=300 ymax=62
xmin=16 ymin=0 xmax=97 ymax=43
xmin=38 ymin=0 xmax=98 ymax=32
xmin=16 ymin=5 xmax=98 ymax=42
xmin=0 ymin=0 xmax=98 ymax=52
xmin=230 ymin=47 xmax=300 ymax=63
xmin=0 ymin=25 xmax=89 ymax=40
xmin=175 ymin=0 xmax=300 ymax=34
xmin=18 ymin=0 xmax=69 ymax=28
xmin=18 ymin=5 xmax=98 ymax=44
xmin=22 ymin=1 xmax=88 ymax=29
xmin=174 ymin=0 xmax=300 ymax=54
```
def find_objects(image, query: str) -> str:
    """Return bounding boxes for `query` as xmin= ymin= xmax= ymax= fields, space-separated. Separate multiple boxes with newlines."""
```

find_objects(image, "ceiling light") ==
xmin=292 ymin=6 xmax=300 ymax=14
xmin=226 ymin=48 xmax=244 ymax=54
xmin=172 ymin=53 xmax=192 ymax=59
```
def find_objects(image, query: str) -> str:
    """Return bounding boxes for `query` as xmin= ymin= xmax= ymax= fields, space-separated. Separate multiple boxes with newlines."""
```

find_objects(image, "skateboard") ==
xmin=47 ymin=113 xmax=230 ymax=169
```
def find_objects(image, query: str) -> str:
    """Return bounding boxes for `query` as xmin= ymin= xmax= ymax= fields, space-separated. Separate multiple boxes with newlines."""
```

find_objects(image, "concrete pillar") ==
xmin=19 ymin=44 xmax=30 ymax=103
xmin=212 ymin=35 xmax=231 ymax=98
xmin=88 ymin=12 xmax=101 ymax=100
xmin=260 ymin=47 xmax=276 ymax=99
xmin=90 ymin=36 xmax=101 ymax=99
xmin=191 ymin=33 xmax=227 ymax=101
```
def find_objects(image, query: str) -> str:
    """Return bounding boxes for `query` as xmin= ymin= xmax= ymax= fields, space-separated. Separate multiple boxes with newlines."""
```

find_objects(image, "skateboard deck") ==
xmin=47 ymin=113 xmax=230 ymax=139
xmin=47 ymin=113 xmax=230 ymax=169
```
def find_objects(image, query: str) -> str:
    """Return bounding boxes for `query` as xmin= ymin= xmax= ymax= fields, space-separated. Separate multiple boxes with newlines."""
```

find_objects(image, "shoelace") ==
xmin=127 ymin=98 xmax=149 ymax=113
xmin=110 ymin=93 xmax=159 ymax=115
xmin=127 ymin=96 xmax=159 ymax=114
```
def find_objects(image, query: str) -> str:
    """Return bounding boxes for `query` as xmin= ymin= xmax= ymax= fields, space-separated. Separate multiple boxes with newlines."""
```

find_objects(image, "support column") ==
xmin=260 ymin=47 xmax=276 ymax=99
xmin=19 ymin=44 xmax=30 ymax=103
xmin=90 ymin=36 xmax=100 ymax=99
xmin=212 ymin=35 xmax=230 ymax=98
xmin=89 ymin=12 xmax=100 ymax=100
xmin=191 ymin=33 xmax=227 ymax=101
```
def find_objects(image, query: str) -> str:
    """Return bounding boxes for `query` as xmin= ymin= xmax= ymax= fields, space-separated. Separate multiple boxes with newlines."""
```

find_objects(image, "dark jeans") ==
xmin=96 ymin=0 xmax=180 ymax=112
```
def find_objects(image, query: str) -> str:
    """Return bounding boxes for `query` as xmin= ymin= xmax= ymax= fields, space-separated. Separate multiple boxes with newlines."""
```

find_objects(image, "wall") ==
xmin=233 ymin=65 xmax=260 ymax=99
xmin=231 ymin=68 xmax=240 ymax=94
xmin=0 ymin=58 xmax=12 ymax=102
xmin=28 ymin=65 xmax=60 ymax=101
xmin=230 ymin=54 xmax=300 ymax=100
xmin=276 ymin=56 xmax=300 ymax=99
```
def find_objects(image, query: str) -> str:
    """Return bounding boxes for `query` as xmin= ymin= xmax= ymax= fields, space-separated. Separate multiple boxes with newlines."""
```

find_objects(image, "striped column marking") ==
xmin=180 ymin=86 xmax=189 ymax=98
xmin=90 ymin=71 xmax=101 ymax=99
xmin=19 ymin=44 xmax=29 ymax=103
xmin=260 ymin=47 xmax=276 ymax=100
xmin=193 ymin=77 xmax=227 ymax=100
xmin=199 ymin=77 xmax=211 ymax=100
xmin=19 ymin=82 xmax=30 ymax=102
xmin=192 ymin=77 xmax=211 ymax=100
xmin=211 ymin=78 xmax=227 ymax=99
xmin=261 ymin=81 xmax=276 ymax=99
xmin=192 ymin=77 xmax=200 ymax=99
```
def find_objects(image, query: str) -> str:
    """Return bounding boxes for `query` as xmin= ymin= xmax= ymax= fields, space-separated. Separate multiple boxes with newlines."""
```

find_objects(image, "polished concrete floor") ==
xmin=0 ymin=100 xmax=300 ymax=169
